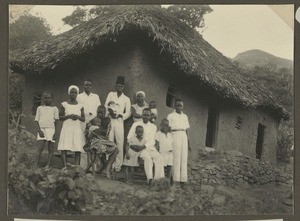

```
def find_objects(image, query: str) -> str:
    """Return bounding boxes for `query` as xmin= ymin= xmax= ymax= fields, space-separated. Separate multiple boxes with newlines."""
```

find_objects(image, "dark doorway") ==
xmin=256 ymin=123 xmax=265 ymax=160
xmin=205 ymin=106 xmax=219 ymax=147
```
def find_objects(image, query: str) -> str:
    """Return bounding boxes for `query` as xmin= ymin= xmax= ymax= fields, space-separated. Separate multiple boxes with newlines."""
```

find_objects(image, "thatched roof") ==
xmin=9 ymin=5 xmax=288 ymax=119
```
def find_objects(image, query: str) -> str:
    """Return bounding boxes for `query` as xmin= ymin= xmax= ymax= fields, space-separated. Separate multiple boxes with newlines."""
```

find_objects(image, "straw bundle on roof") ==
xmin=9 ymin=5 xmax=288 ymax=119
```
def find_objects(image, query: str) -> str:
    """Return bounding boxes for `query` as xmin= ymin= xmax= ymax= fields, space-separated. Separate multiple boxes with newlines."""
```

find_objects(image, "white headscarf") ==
xmin=68 ymin=85 xmax=79 ymax=94
xmin=135 ymin=91 xmax=145 ymax=98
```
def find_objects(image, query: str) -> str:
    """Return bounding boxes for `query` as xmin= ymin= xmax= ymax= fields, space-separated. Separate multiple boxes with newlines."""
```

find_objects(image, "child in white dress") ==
xmin=123 ymin=125 xmax=146 ymax=183
xmin=58 ymin=85 xmax=85 ymax=171
xmin=34 ymin=91 xmax=59 ymax=169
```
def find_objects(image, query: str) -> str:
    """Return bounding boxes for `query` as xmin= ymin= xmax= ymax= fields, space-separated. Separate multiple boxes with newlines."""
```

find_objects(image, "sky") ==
xmin=25 ymin=4 xmax=294 ymax=60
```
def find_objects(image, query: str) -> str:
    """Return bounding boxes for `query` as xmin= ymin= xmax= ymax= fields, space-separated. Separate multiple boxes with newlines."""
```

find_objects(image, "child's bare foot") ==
xmin=103 ymin=169 xmax=111 ymax=179
xmin=126 ymin=178 xmax=133 ymax=184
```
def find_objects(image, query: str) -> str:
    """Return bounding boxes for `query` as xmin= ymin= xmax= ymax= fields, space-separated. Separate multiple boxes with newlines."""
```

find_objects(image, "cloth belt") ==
xmin=171 ymin=129 xmax=186 ymax=132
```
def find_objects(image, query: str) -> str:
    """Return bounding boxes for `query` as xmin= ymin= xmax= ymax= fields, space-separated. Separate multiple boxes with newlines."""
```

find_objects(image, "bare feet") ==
xmin=103 ymin=169 xmax=112 ymax=179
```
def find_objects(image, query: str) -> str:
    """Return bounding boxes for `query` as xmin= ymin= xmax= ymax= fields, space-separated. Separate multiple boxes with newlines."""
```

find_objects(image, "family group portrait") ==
xmin=7 ymin=4 xmax=294 ymax=216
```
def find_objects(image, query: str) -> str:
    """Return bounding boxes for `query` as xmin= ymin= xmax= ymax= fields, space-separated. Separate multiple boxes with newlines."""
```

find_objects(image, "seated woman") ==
xmin=85 ymin=105 xmax=118 ymax=179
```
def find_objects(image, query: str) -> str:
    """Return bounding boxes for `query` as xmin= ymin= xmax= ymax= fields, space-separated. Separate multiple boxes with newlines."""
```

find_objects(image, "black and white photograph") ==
xmin=7 ymin=4 xmax=294 ymax=216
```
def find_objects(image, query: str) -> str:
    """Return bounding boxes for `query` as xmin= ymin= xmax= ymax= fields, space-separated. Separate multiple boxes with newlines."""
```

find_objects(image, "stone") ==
xmin=211 ymin=194 xmax=226 ymax=206
xmin=201 ymin=184 xmax=215 ymax=196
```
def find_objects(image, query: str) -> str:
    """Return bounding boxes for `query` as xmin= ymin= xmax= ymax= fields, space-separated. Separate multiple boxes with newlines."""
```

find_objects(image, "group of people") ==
xmin=34 ymin=76 xmax=190 ymax=187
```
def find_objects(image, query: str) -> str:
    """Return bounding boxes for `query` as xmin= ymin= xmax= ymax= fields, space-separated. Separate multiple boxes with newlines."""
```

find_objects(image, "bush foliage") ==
xmin=8 ymin=120 xmax=96 ymax=215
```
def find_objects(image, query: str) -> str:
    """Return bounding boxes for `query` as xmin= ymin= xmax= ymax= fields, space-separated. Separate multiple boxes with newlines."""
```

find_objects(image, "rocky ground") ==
xmin=8 ymin=128 xmax=294 ymax=215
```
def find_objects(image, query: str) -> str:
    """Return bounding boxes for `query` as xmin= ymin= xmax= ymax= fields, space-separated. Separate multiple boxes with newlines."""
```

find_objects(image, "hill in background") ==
xmin=233 ymin=49 xmax=293 ymax=72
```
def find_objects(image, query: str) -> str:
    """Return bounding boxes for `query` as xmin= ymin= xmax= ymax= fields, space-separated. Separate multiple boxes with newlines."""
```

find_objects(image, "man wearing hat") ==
xmin=105 ymin=76 xmax=131 ymax=172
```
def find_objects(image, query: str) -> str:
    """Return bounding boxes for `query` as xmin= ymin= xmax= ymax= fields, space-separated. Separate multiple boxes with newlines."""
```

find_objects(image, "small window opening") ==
xmin=32 ymin=92 xmax=42 ymax=115
xmin=166 ymin=86 xmax=177 ymax=108
xmin=256 ymin=123 xmax=265 ymax=160
xmin=205 ymin=106 xmax=219 ymax=148
xmin=235 ymin=116 xmax=243 ymax=129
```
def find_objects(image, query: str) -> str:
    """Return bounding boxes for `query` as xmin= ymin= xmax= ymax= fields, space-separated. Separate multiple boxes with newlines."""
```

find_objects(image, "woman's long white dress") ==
xmin=58 ymin=102 xmax=85 ymax=152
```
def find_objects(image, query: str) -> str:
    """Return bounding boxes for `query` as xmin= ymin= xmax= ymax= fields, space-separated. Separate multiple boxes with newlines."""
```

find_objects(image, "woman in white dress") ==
xmin=58 ymin=85 xmax=85 ymax=171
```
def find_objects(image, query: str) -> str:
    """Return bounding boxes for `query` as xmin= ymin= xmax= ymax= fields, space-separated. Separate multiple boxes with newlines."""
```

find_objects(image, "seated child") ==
xmin=123 ymin=125 xmax=146 ymax=184
xmin=34 ymin=91 xmax=59 ymax=170
xmin=155 ymin=119 xmax=173 ymax=186
xmin=149 ymin=100 xmax=158 ymax=123
xmin=85 ymin=105 xmax=118 ymax=178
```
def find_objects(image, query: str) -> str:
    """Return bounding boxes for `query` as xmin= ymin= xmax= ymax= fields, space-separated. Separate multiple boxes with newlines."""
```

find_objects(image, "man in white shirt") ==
xmin=77 ymin=79 xmax=101 ymax=169
xmin=105 ymin=76 xmax=131 ymax=172
xmin=127 ymin=108 xmax=165 ymax=185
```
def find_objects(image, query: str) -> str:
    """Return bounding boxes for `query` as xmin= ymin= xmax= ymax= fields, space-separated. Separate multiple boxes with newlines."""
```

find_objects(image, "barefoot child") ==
xmin=58 ymin=85 xmax=85 ymax=171
xmin=85 ymin=105 xmax=118 ymax=178
xmin=167 ymin=98 xmax=190 ymax=189
xmin=149 ymin=100 xmax=158 ymax=123
xmin=34 ymin=91 xmax=59 ymax=169
xmin=155 ymin=119 xmax=173 ymax=186
xmin=123 ymin=125 xmax=146 ymax=183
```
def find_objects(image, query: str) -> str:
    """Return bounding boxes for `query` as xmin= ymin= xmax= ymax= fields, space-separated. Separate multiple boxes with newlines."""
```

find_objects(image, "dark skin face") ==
xmin=97 ymin=107 xmax=106 ymax=119
xmin=84 ymin=81 xmax=92 ymax=94
xmin=43 ymin=93 xmax=52 ymax=106
xmin=116 ymin=84 xmax=124 ymax=95
xmin=142 ymin=110 xmax=151 ymax=124
xmin=149 ymin=102 xmax=156 ymax=109
xmin=136 ymin=93 xmax=145 ymax=104
xmin=135 ymin=127 xmax=144 ymax=139
xmin=161 ymin=120 xmax=170 ymax=133
xmin=69 ymin=88 xmax=78 ymax=101
xmin=175 ymin=101 xmax=183 ymax=114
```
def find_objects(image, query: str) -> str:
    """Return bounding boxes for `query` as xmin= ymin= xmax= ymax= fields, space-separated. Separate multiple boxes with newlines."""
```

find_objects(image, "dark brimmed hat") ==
xmin=116 ymin=76 xmax=125 ymax=85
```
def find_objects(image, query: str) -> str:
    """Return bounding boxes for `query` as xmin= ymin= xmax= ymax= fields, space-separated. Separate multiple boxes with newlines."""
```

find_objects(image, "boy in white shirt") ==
xmin=155 ymin=119 xmax=173 ymax=186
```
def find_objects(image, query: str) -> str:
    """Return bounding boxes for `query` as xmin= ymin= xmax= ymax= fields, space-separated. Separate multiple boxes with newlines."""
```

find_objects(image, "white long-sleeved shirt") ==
xmin=77 ymin=92 xmax=101 ymax=122
xmin=104 ymin=92 xmax=131 ymax=120
xmin=127 ymin=121 xmax=157 ymax=150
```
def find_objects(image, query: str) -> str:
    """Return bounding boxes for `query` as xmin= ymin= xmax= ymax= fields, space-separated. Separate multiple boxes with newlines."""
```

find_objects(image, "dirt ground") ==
xmin=9 ymin=129 xmax=294 ymax=215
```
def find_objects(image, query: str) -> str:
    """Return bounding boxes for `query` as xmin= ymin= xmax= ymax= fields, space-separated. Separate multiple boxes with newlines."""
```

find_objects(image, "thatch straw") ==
xmin=9 ymin=5 xmax=288 ymax=119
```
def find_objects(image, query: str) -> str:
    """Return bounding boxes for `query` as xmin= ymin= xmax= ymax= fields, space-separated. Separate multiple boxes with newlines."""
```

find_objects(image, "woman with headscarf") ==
xmin=58 ymin=85 xmax=86 ymax=171
xmin=131 ymin=91 xmax=148 ymax=122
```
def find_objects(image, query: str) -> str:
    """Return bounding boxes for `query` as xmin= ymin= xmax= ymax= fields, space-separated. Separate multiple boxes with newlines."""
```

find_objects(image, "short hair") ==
xmin=136 ymin=125 xmax=144 ymax=131
xmin=175 ymin=98 xmax=183 ymax=103
xmin=43 ymin=91 xmax=53 ymax=97
xmin=160 ymin=118 xmax=169 ymax=125
xmin=84 ymin=79 xmax=93 ymax=84
xmin=142 ymin=107 xmax=151 ymax=113
xmin=97 ymin=105 xmax=106 ymax=110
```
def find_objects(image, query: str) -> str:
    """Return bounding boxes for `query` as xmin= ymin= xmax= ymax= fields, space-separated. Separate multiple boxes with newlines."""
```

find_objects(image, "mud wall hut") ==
xmin=9 ymin=6 xmax=287 ymax=163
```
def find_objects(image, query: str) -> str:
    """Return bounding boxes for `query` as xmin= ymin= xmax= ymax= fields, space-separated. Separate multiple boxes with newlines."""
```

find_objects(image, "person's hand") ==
xmin=38 ymin=130 xmax=44 ymax=138
xmin=130 ymin=145 xmax=137 ymax=152
xmin=71 ymin=114 xmax=78 ymax=121
xmin=126 ymin=152 xmax=130 ymax=159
